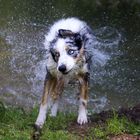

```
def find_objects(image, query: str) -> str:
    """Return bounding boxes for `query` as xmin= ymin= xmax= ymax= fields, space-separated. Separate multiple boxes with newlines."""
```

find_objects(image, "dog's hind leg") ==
xmin=50 ymin=99 xmax=59 ymax=117
xmin=77 ymin=73 xmax=89 ymax=125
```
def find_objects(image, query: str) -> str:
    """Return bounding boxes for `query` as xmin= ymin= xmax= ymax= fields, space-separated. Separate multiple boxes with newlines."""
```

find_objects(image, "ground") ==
xmin=67 ymin=104 xmax=140 ymax=140
xmin=0 ymin=102 xmax=140 ymax=140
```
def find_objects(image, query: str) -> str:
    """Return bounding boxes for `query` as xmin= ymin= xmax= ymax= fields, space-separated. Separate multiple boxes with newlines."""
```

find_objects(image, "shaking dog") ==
xmin=34 ymin=18 xmax=95 ymax=135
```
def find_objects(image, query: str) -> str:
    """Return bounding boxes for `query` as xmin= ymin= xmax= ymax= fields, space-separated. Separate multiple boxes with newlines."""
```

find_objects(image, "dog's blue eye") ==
xmin=68 ymin=49 xmax=75 ymax=55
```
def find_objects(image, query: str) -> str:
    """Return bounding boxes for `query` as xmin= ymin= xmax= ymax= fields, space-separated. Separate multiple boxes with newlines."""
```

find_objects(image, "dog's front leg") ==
xmin=35 ymin=74 xmax=57 ymax=129
xmin=50 ymin=77 xmax=64 ymax=116
xmin=33 ymin=74 xmax=57 ymax=140
xmin=77 ymin=73 xmax=89 ymax=125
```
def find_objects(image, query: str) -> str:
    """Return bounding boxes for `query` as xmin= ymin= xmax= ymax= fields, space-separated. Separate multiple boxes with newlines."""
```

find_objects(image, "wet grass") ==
xmin=0 ymin=102 xmax=139 ymax=140
xmin=88 ymin=113 xmax=140 ymax=139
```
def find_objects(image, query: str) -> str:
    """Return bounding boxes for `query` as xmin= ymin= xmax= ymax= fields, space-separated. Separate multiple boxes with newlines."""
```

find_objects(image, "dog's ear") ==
xmin=74 ymin=33 xmax=82 ymax=49
xmin=58 ymin=29 xmax=82 ymax=49
xmin=58 ymin=29 xmax=74 ymax=38
xmin=50 ymin=48 xmax=59 ymax=62
xmin=50 ymin=48 xmax=56 ymax=61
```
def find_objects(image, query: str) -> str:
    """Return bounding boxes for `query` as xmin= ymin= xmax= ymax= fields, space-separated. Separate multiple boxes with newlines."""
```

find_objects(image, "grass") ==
xmin=0 ymin=102 xmax=78 ymax=140
xmin=0 ymin=102 xmax=140 ymax=140
xmin=88 ymin=112 xmax=140 ymax=139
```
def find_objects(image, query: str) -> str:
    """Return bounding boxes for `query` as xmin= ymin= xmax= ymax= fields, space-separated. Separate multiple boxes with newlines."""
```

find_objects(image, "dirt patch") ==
xmin=110 ymin=134 xmax=140 ymax=140
xmin=67 ymin=104 xmax=140 ymax=139
xmin=118 ymin=104 xmax=140 ymax=123
xmin=68 ymin=121 xmax=90 ymax=137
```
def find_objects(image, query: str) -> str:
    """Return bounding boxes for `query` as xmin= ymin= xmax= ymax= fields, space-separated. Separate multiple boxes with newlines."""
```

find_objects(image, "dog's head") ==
xmin=49 ymin=29 xmax=85 ymax=75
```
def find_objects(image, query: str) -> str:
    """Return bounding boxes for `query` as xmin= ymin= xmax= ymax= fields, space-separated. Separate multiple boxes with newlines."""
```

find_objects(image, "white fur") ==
xmin=55 ymin=39 xmax=75 ymax=72
xmin=50 ymin=99 xmax=59 ymax=117
xmin=35 ymin=104 xmax=48 ymax=128
xmin=35 ymin=96 xmax=53 ymax=128
xmin=44 ymin=18 xmax=87 ymax=48
xmin=46 ymin=53 xmax=57 ymax=75
xmin=77 ymin=99 xmax=88 ymax=125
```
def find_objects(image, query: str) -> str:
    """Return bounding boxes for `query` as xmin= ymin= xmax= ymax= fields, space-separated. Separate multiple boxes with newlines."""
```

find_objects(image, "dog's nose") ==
xmin=58 ymin=64 xmax=67 ymax=73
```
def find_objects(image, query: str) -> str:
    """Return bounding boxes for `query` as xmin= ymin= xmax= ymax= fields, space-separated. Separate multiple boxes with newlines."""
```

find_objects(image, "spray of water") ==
xmin=0 ymin=21 xmax=123 ymax=111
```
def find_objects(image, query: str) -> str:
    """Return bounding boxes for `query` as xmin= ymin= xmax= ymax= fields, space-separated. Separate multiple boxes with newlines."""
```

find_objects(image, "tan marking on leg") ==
xmin=77 ymin=73 xmax=89 ymax=125
xmin=35 ymin=75 xmax=57 ymax=128
xmin=51 ymin=77 xmax=64 ymax=101
xmin=50 ymin=77 xmax=64 ymax=116
xmin=41 ymin=76 xmax=57 ymax=105
xmin=41 ymin=75 xmax=64 ymax=110
xmin=78 ymin=73 xmax=89 ymax=102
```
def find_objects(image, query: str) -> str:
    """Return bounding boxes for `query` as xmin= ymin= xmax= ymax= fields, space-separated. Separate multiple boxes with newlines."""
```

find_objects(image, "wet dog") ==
xmin=34 ymin=18 xmax=95 ymax=135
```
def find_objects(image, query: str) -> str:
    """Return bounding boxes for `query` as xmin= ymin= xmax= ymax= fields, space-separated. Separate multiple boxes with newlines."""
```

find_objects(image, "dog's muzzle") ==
xmin=58 ymin=64 xmax=67 ymax=74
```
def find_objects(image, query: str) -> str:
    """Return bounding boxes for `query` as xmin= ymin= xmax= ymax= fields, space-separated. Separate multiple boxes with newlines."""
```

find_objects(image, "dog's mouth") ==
xmin=61 ymin=69 xmax=72 ymax=75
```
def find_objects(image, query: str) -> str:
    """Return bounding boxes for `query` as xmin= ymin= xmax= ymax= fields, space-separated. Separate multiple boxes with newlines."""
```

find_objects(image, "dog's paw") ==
xmin=32 ymin=130 xmax=41 ymax=140
xmin=32 ymin=124 xmax=42 ymax=140
xmin=35 ymin=121 xmax=44 ymax=129
xmin=77 ymin=113 xmax=88 ymax=125
xmin=49 ymin=113 xmax=57 ymax=117
xmin=34 ymin=124 xmax=42 ymax=132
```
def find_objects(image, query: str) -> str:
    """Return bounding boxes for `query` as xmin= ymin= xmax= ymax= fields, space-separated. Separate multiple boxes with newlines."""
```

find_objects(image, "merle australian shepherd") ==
xmin=34 ymin=17 xmax=95 ymax=138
